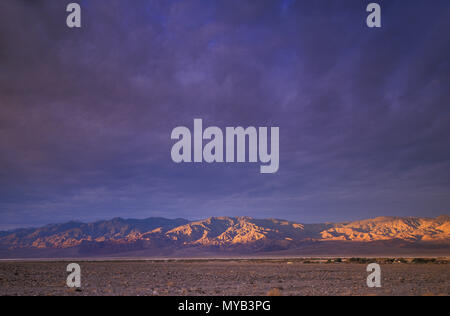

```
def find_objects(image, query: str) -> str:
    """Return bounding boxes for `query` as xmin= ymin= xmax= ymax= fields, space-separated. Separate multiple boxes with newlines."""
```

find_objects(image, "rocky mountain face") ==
xmin=319 ymin=216 xmax=450 ymax=242
xmin=0 ymin=216 xmax=449 ymax=257
xmin=0 ymin=217 xmax=188 ymax=249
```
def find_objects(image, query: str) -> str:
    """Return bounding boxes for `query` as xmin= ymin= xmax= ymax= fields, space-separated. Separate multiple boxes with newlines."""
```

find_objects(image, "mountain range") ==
xmin=0 ymin=216 xmax=449 ymax=258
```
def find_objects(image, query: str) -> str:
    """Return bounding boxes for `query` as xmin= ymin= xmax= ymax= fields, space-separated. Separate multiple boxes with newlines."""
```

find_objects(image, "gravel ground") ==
xmin=0 ymin=260 xmax=448 ymax=296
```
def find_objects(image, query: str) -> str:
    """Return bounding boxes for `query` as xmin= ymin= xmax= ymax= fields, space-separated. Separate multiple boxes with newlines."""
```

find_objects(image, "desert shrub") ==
xmin=267 ymin=288 xmax=282 ymax=296
xmin=412 ymin=258 xmax=436 ymax=264
xmin=349 ymin=258 xmax=370 ymax=264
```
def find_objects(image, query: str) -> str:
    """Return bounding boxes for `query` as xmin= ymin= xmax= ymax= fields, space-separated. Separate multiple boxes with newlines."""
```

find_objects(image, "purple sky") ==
xmin=0 ymin=0 xmax=449 ymax=230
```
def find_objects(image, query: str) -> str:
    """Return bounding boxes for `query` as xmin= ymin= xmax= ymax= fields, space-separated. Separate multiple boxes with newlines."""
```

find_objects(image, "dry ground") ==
xmin=0 ymin=259 xmax=448 ymax=296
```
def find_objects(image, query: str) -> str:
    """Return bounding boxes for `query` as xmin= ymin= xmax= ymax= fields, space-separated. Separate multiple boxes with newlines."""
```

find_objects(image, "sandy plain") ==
xmin=0 ymin=258 xmax=448 ymax=296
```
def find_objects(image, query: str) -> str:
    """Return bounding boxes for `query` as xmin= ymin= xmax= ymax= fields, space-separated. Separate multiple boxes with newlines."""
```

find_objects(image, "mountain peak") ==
xmin=0 ymin=215 xmax=448 ymax=258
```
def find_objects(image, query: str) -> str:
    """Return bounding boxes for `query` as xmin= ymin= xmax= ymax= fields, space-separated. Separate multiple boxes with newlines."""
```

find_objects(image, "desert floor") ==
xmin=0 ymin=259 xmax=448 ymax=296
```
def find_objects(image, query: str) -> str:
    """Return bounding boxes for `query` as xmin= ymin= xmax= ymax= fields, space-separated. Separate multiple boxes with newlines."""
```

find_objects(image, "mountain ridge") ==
xmin=0 ymin=215 xmax=449 ymax=258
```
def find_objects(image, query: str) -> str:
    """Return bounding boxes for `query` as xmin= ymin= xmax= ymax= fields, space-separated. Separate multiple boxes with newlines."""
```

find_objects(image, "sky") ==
xmin=0 ymin=0 xmax=449 ymax=230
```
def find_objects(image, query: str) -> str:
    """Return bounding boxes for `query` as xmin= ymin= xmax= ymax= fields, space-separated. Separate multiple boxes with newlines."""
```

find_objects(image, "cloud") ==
xmin=0 ymin=0 xmax=449 ymax=228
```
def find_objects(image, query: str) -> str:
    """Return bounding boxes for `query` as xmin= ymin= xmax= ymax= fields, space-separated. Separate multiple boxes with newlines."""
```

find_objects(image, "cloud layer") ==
xmin=0 ymin=0 xmax=449 ymax=229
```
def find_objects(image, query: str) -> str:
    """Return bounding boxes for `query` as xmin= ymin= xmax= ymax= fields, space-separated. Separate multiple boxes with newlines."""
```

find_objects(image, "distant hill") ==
xmin=0 ymin=216 xmax=449 ymax=258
